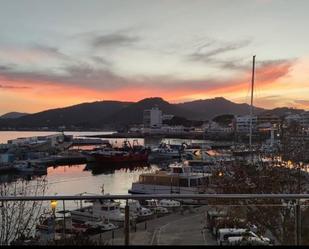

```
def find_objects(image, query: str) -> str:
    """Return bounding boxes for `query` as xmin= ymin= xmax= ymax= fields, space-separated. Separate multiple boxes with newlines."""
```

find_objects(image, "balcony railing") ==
xmin=0 ymin=194 xmax=308 ymax=246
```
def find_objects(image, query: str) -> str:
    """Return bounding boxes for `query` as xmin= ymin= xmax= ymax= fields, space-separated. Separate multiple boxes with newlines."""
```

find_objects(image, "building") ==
xmin=257 ymin=114 xmax=281 ymax=127
xmin=284 ymin=114 xmax=302 ymax=126
xmin=301 ymin=111 xmax=309 ymax=128
xmin=162 ymin=114 xmax=174 ymax=121
xmin=143 ymin=107 xmax=163 ymax=128
xmin=234 ymin=115 xmax=257 ymax=133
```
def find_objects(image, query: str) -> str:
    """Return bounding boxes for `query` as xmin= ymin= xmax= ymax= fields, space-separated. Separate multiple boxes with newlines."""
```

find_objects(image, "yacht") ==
xmin=144 ymin=200 xmax=169 ymax=215
xmin=128 ymin=162 xmax=211 ymax=194
xmin=149 ymin=143 xmax=182 ymax=160
xmin=70 ymin=199 xmax=125 ymax=226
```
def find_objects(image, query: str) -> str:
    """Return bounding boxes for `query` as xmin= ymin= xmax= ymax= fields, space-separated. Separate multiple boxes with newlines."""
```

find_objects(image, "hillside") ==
xmin=177 ymin=97 xmax=265 ymax=119
xmin=0 ymin=97 xmax=266 ymax=129
xmin=0 ymin=112 xmax=29 ymax=119
xmin=260 ymin=107 xmax=305 ymax=118
xmin=0 ymin=101 xmax=131 ymax=129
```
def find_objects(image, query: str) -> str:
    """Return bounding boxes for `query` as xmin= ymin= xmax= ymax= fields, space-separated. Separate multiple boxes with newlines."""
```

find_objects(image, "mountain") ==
xmin=0 ymin=112 xmax=29 ymax=119
xmin=107 ymin=97 xmax=198 ymax=126
xmin=177 ymin=97 xmax=265 ymax=119
xmin=0 ymin=101 xmax=131 ymax=129
xmin=0 ymin=97 xmax=266 ymax=129
xmin=260 ymin=107 xmax=305 ymax=118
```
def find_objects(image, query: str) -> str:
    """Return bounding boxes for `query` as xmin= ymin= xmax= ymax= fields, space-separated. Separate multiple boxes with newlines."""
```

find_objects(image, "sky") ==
xmin=0 ymin=0 xmax=309 ymax=115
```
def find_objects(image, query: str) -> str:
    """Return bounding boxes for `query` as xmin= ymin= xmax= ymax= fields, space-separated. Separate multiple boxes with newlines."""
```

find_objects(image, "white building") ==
xmin=162 ymin=114 xmax=174 ymax=121
xmin=143 ymin=107 xmax=163 ymax=128
xmin=235 ymin=115 xmax=257 ymax=133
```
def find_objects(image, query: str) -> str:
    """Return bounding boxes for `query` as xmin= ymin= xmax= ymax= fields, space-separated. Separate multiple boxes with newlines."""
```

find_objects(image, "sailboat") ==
xmin=233 ymin=56 xmax=258 ymax=160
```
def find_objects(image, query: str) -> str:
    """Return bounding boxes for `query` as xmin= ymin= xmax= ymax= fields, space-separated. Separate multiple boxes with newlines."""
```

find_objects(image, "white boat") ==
xmin=144 ymin=200 xmax=169 ymax=214
xmin=158 ymin=199 xmax=181 ymax=208
xmin=129 ymin=162 xmax=211 ymax=194
xmin=70 ymin=199 xmax=125 ymax=225
xmin=150 ymin=143 xmax=181 ymax=159
xmin=227 ymin=236 xmax=272 ymax=246
xmin=85 ymin=220 xmax=118 ymax=232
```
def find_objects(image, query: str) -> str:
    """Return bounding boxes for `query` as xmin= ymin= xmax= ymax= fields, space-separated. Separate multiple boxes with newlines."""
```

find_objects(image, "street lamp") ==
xmin=50 ymin=200 xmax=58 ymax=241
xmin=50 ymin=200 xmax=58 ymax=216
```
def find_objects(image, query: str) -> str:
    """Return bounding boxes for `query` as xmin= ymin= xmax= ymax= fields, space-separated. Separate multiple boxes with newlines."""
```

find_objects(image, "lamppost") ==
xmin=50 ymin=200 xmax=58 ymax=241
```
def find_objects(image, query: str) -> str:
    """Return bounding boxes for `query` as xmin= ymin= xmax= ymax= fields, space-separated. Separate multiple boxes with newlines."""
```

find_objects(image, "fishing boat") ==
xmin=88 ymin=141 xmax=149 ymax=164
xmin=128 ymin=162 xmax=211 ymax=194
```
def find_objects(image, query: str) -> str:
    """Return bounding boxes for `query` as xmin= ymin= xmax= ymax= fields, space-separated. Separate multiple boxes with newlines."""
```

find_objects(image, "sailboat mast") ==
xmin=249 ymin=55 xmax=256 ymax=150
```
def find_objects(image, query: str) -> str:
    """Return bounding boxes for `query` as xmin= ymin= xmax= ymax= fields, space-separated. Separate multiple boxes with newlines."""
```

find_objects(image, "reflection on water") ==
xmin=85 ymin=161 xmax=151 ymax=175
xmin=0 ymin=131 xmax=204 ymax=201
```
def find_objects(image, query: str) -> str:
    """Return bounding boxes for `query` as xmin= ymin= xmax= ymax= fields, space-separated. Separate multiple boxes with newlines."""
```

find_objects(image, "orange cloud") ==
xmin=0 ymin=57 xmax=308 ymax=114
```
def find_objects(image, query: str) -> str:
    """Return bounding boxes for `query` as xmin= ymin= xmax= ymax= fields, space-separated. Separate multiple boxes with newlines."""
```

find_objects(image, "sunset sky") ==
xmin=0 ymin=0 xmax=309 ymax=115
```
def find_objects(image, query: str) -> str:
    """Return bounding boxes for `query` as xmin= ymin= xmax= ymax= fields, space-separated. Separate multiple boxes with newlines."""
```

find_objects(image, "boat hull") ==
xmin=92 ymin=153 xmax=149 ymax=164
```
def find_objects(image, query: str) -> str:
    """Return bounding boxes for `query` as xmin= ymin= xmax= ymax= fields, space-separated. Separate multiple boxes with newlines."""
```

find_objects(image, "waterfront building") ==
xmin=143 ymin=107 xmax=163 ymax=128
xmin=234 ymin=115 xmax=257 ymax=133
xmin=206 ymin=121 xmax=233 ymax=133
xmin=257 ymin=114 xmax=281 ymax=126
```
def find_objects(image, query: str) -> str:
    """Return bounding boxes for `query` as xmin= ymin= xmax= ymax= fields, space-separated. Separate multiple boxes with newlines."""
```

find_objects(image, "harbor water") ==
xmin=0 ymin=131 xmax=201 ymax=209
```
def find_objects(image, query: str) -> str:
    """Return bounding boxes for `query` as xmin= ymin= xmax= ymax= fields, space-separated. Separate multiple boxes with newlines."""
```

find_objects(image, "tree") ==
xmin=0 ymin=177 xmax=48 ymax=245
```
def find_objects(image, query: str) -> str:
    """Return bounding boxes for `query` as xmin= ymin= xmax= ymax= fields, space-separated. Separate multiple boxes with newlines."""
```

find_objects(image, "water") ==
xmin=0 ymin=131 xmax=208 ymax=210
xmin=0 ymin=131 xmax=161 ymax=212
xmin=0 ymin=131 xmax=115 ymax=144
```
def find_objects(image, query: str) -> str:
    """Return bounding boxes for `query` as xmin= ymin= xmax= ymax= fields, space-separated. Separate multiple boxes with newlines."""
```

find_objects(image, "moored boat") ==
xmin=128 ymin=162 xmax=211 ymax=195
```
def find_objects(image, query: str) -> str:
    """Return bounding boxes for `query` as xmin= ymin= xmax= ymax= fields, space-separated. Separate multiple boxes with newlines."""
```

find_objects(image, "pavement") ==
xmin=90 ymin=205 xmax=217 ymax=245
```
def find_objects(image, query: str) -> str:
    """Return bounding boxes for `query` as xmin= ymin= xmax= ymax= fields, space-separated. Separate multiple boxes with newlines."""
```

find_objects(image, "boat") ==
xmin=149 ymin=143 xmax=182 ymax=160
xmin=128 ymin=162 xmax=211 ymax=194
xmin=144 ymin=200 xmax=169 ymax=215
xmin=85 ymin=220 xmax=118 ymax=232
xmin=13 ymin=160 xmax=47 ymax=174
xmin=70 ymin=198 xmax=126 ymax=226
xmin=122 ymin=200 xmax=153 ymax=221
xmin=157 ymin=199 xmax=181 ymax=208
xmin=88 ymin=141 xmax=149 ymax=164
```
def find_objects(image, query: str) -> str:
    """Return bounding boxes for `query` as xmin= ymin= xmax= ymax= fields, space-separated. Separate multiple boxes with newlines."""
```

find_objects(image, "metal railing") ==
xmin=0 ymin=194 xmax=307 ymax=246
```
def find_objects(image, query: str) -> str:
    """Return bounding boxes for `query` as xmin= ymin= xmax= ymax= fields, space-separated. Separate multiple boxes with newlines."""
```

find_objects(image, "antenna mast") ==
xmin=249 ymin=55 xmax=256 ymax=150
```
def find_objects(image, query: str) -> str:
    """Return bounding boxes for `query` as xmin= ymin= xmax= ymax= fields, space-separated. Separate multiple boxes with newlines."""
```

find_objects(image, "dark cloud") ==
xmin=91 ymin=56 xmax=112 ymax=66
xmin=0 ymin=65 xmax=10 ymax=71
xmin=0 ymin=84 xmax=30 ymax=89
xmin=92 ymin=33 xmax=139 ymax=48
xmin=188 ymin=39 xmax=251 ymax=69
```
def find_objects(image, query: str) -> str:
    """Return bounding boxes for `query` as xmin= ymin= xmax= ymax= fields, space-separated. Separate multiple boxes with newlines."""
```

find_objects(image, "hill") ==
xmin=0 ymin=112 xmax=29 ymax=119
xmin=0 ymin=97 xmax=266 ymax=129
xmin=260 ymin=107 xmax=305 ymax=118
xmin=177 ymin=97 xmax=265 ymax=119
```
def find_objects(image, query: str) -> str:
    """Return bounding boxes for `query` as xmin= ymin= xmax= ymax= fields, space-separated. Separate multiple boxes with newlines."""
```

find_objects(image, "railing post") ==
xmin=295 ymin=199 xmax=301 ymax=245
xmin=124 ymin=200 xmax=130 ymax=246
xmin=62 ymin=200 xmax=66 ymax=243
